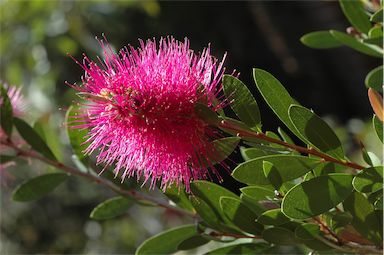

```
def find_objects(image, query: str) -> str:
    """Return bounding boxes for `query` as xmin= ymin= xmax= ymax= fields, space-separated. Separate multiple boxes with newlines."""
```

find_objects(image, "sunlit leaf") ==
xmin=135 ymin=225 xmax=198 ymax=255
xmin=233 ymin=155 xmax=322 ymax=185
xmin=371 ymin=8 xmax=383 ymax=23
xmin=330 ymin=30 xmax=383 ymax=58
xmin=253 ymin=69 xmax=304 ymax=141
xmin=257 ymin=208 xmax=290 ymax=226
xmin=222 ymin=75 xmax=261 ymax=131
xmin=289 ymin=104 xmax=345 ymax=160
xmin=300 ymin=31 xmax=342 ymax=49
xmin=373 ymin=115 xmax=383 ymax=143
xmin=281 ymin=174 xmax=354 ymax=220
xmin=220 ymin=196 xmax=263 ymax=235
xmin=352 ymin=166 xmax=383 ymax=193
xmin=365 ymin=66 xmax=383 ymax=93
xmin=295 ymin=223 xmax=320 ymax=240
xmin=339 ymin=0 xmax=371 ymax=34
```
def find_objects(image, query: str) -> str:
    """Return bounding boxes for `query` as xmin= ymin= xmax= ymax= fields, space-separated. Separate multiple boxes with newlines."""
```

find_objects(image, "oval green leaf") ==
xmin=371 ymin=8 xmax=383 ymax=23
xmin=253 ymin=69 xmax=305 ymax=141
xmin=344 ymin=192 xmax=383 ymax=245
xmin=90 ymin=196 xmax=132 ymax=220
xmin=233 ymin=154 xmax=322 ymax=185
xmin=14 ymin=117 xmax=57 ymax=161
xmin=135 ymin=225 xmax=198 ymax=255
xmin=177 ymin=235 xmax=209 ymax=250
xmin=12 ymin=173 xmax=69 ymax=201
xmin=240 ymin=185 xmax=275 ymax=202
xmin=257 ymin=209 xmax=290 ymax=226
xmin=222 ymin=75 xmax=261 ymax=131
xmin=219 ymin=196 xmax=263 ymax=235
xmin=353 ymin=166 xmax=383 ymax=193
xmin=373 ymin=115 xmax=383 ymax=143
xmin=190 ymin=181 xmax=238 ymax=224
xmin=204 ymin=243 xmax=270 ymax=255
xmin=164 ymin=184 xmax=194 ymax=211
xmin=289 ymin=104 xmax=345 ymax=160
xmin=262 ymin=227 xmax=298 ymax=245
xmin=65 ymin=105 xmax=89 ymax=161
xmin=365 ymin=66 xmax=383 ymax=93
xmin=295 ymin=223 xmax=320 ymax=240
xmin=300 ymin=31 xmax=343 ymax=49
xmin=330 ymin=30 xmax=383 ymax=58
xmin=339 ymin=0 xmax=372 ymax=34
xmin=0 ymin=85 xmax=13 ymax=136
xmin=281 ymin=174 xmax=354 ymax=220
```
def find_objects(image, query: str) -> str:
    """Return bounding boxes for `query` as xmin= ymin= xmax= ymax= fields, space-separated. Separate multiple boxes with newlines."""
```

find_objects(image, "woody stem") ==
xmin=2 ymin=140 xmax=199 ymax=219
xmin=219 ymin=120 xmax=365 ymax=170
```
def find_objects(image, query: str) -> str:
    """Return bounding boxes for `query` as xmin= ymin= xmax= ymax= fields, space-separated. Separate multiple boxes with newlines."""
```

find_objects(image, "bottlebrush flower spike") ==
xmin=69 ymin=37 xmax=228 ymax=191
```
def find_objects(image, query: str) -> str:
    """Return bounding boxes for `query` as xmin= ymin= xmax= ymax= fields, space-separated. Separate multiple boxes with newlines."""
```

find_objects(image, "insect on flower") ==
xmin=68 ymin=36 xmax=230 ymax=191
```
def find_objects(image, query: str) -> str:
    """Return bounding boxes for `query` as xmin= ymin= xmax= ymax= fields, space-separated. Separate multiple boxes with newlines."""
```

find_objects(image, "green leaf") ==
xmin=339 ymin=0 xmax=372 ymax=34
xmin=13 ymin=118 xmax=57 ymax=161
xmin=90 ymin=196 xmax=132 ymax=220
xmin=253 ymin=69 xmax=304 ymax=141
xmin=361 ymin=147 xmax=381 ymax=166
xmin=277 ymin=127 xmax=296 ymax=146
xmin=219 ymin=196 xmax=263 ymax=235
xmin=371 ymin=8 xmax=383 ymax=23
xmin=329 ymin=211 xmax=353 ymax=233
xmin=368 ymin=26 xmax=383 ymax=38
xmin=0 ymin=85 xmax=13 ymax=136
xmin=232 ymin=155 xmax=322 ymax=186
xmin=164 ymin=184 xmax=194 ymax=211
xmin=0 ymin=155 xmax=15 ymax=163
xmin=177 ymin=235 xmax=209 ymax=250
xmin=222 ymin=75 xmax=261 ymax=131
xmin=240 ymin=185 xmax=275 ymax=201
xmin=65 ymin=105 xmax=89 ymax=161
xmin=263 ymin=161 xmax=283 ymax=190
xmin=190 ymin=181 xmax=238 ymax=224
xmin=330 ymin=30 xmax=383 ymax=58
xmin=375 ymin=196 xmax=383 ymax=210
xmin=344 ymin=192 xmax=383 ymax=245
xmin=204 ymin=243 xmax=270 ymax=255
xmin=373 ymin=115 xmax=383 ymax=143
xmin=363 ymin=36 xmax=383 ymax=46
xmin=365 ymin=66 xmax=383 ymax=93
xmin=265 ymin=131 xmax=285 ymax=148
xmin=289 ymin=104 xmax=345 ymax=160
xmin=190 ymin=197 xmax=223 ymax=231
xmin=209 ymin=137 xmax=240 ymax=165
xmin=240 ymin=185 xmax=276 ymax=215
xmin=195 ymin=103 xmax=219 ymax=126
xmin=262 ymin=227 xmax=298 ymax=245
xmin=135 ymin=225 xmax=198 ymax=255
xmin=257 ymin=209 xmax=290 ymax=226
xmin=295 ymin=223 xmax=320 ymax=240
xmin=300 ymin=31 xmax=343 ymax=49
xmin=281 ymin=174 xmax=354 ymax=220
xmin=353 ymin=166 xmax=383 ymax=193
xmin=240 ymin=147 xmax=273 ymax=161
xmin=12 ymin=173 xmax=68 ymax=201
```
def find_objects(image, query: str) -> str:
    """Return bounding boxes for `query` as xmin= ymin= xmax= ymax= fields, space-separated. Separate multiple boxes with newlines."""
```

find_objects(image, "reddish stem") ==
xmin=219 ymin=120 xmax=365 ymax=170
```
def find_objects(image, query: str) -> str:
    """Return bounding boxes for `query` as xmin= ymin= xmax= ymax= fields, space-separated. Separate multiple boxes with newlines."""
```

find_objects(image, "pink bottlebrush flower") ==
xmin=69 ymin=36 xmax=227 ymax=191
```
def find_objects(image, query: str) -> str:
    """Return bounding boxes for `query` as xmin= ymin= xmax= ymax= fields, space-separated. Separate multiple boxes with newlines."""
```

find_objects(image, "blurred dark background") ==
xmin=1 ymin=1 xmax=381 ymax=254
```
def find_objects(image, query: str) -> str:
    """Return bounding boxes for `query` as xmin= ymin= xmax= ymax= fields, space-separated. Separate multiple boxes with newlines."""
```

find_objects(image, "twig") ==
xmin=219 ymin=120 xmax=365 ymax=170
xmin=2 ymin=140 xmax=198 ymax=219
